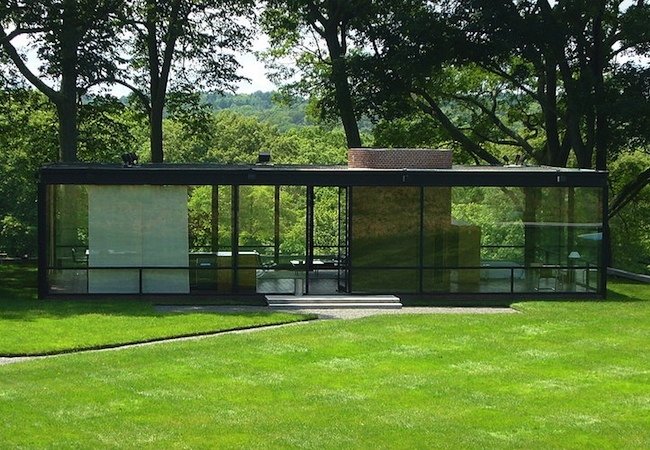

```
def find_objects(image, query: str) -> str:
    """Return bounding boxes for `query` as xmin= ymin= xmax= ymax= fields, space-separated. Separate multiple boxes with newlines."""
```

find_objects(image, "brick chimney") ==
xmin=348 ymin=148 xmax=452 ymax=169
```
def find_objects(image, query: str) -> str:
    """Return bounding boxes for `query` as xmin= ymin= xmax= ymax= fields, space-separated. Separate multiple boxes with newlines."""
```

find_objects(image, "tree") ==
xmin=206 ymin=110 xmax=279 ymax=163
xmin=0 ymin=86 xmax=144 ymax=256
xmin=0 ymin=87 xmax=57 ymax=255
xmin=112 ymin=0 xmax=255 ymax=163
xmin=261 ymin=0 xmax=374 ymax=148
xmin=350 ymin=0 xmax=650 ymax=171
xmin=608 ymin=151 xmax=650 ymax=273
xmin=343 ymin=0 xmax=650 ymax=272
xmin=0 ymin=0 xmax=122 ymax=161
xmin=77 ymin=95 xmax=139 ymax=162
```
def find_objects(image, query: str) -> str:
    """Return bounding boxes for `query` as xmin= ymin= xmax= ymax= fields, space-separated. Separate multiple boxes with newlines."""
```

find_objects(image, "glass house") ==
xmin=38 ymin=149 xmax=608 ymax=305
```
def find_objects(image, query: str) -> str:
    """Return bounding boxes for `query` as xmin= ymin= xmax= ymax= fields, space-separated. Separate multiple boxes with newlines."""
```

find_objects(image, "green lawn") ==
xmin=0 ymin=268 xmax=649 ymax=448
xmin=0 ymin=265 xmax=313 ymax=355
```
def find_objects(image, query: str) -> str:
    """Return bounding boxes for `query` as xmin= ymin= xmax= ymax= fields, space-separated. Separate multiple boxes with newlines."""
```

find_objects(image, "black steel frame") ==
xmin=39 ymin=163 xmax=606 ymax=188
xmin=38 ymin=164 xmax=608 ymax=301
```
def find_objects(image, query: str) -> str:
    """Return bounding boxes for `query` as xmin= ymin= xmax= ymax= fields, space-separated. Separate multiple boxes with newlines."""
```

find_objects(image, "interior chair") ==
xmin=71 ymin=247 xmax=88 ymax=265
xmin=536 ymin=265 xmax=558 ymax=291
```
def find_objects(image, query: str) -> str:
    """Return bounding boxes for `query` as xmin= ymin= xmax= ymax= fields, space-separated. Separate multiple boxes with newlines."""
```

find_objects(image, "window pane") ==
xmin=350 ymin=186 xmax=420 ymax=293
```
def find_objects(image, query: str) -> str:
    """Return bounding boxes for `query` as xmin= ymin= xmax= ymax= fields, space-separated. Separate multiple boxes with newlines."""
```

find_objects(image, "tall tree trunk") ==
xmin=592 ymin=6 xmax=608 ymax=171
xmin=562 ymin=74 xmax=592 ymax=168
xmin=540 ymin=56 xmax=568 ymax=166
xmin=322 ymin=23 xmax=361 ymax=148
xmin=56 ymin=98 xmax=78 ymax=162
xmin=146 ymin=0 xmax=164 ymax=163
xmin=150 ymin=97 xmax=164 ymax=163
xmin=331 ymin=56 xmax=362 ymax=148
xmin=59 ymin=0 xmax=80 ymax=162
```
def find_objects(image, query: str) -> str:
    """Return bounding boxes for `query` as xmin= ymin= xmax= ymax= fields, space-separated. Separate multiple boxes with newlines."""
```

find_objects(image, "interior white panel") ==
xmin=87 ymin=185 xmax=189 ymax=294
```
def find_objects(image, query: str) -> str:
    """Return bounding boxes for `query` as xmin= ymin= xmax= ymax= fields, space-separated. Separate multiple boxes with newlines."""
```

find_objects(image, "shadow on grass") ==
xmin=3 ymin=265 xmax=647 ymax=322
xmin=0 ymin=264 xmax=291 ymax=322
xmin=1 ymin=265 xmax=317 ymax=357
xmin=506 ymin=278 xmax=649 ymax=306
xmin=603 ymin=278 xmax=650 ymax=302
xmin=2 ymin=317 xmax=319 ymax=358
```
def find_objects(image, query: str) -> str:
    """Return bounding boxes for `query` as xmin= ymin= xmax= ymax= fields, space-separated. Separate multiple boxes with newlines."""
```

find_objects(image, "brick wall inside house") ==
xmin=348 ymin=148 xmax=453 ymax=169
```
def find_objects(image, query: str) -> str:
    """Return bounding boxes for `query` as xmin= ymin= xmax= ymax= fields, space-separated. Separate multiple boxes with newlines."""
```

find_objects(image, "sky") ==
xmin=13 ymin=33 xmax=280 ymax=97
xmin=10 ymin=1 xmax=642 ymax=97
xmin=234 ymin=49 xmax=278 ymax=94
xmin=105 ymin=36 xmax=279 ymax=96
xmin=125 ymin=36 xmax=279 ymax=96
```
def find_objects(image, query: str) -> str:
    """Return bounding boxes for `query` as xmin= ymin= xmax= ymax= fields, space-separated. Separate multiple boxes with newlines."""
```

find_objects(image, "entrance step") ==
xmin=266 ymin=295 xmax=402 ymax=309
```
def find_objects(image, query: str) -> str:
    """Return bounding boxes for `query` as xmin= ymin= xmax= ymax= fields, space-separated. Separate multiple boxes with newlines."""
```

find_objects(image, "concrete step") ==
xmin=266 ymin=295 xmax=402 ymax=309
xmin=268 ymin=302 xmax=402 ymax=309
xmin=266 ymin=295 xmax=400 ymax=304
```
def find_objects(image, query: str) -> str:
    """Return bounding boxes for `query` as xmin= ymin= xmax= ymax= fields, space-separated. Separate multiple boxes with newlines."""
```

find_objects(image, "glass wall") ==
xmin=48 ymin=184 xmax=190 ymax=294
xmin=350 ymin=187 xmax=421 ymax=293
xmin=45 ymin=181 xmax=603 ymax=298
xmin=187 ymin=185 xmax=234 ymax=293
xmin=255 ymin=185 xmax=307 ymax=294
xmin=185 ymin=184 xmax=308 ymax=295
xmin=422 ymin=187 xmax=459 ymax=292
xmin=349 ymin=186 xmax=603 ymax=295
xmin=47 ymin=185 xmax=89 ymax=294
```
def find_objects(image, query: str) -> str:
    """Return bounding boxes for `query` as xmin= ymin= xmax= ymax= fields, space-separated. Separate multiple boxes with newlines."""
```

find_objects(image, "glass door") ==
xmin=306 ymin=186 xmax=349 ymax=294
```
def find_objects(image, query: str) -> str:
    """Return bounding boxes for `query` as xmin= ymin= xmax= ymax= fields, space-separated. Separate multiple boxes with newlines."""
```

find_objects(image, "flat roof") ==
xmin=39 ymin=163 xmax=607 ymax=188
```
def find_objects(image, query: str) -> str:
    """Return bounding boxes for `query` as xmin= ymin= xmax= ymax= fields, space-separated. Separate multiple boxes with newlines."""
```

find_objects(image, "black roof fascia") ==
xmin=39 ymin=164 xmax=607 ymax=188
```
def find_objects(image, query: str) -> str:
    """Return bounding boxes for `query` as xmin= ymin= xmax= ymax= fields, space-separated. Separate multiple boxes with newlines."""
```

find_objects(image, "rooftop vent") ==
xmin=257 ymin=152 xmax=271 ymax=164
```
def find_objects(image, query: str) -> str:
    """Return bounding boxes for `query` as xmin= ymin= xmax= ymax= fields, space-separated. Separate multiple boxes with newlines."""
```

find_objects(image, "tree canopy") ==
xmin=0 ymin=0 xmax=122 ymax=161
xmin=0 ymin=1 xmax=649 ymax=272
xmin=343 ymin=0 xmax=650 ymax=170
xmin=113 ymin=0 xmax=255 ymax=162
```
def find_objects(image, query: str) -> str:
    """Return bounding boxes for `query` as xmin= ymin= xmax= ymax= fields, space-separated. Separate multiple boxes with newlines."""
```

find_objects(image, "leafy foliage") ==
xmin=340 ymin=1 xmax=650 ymax=170
xmin=116 ymin=0 xmax=256 ymax=162
xmin=260 ymin=0 xmax=377 ymax=147
xmin=0 ymin=88 xmax=57 ymax=255
xmin=609 ymin=151 xmax=650 ymax=273
xmin=203 ymin=91 xmax=310 ymax=131
xmin=0 ymin=88 xmax=143 ymax=255
xmin=0 ymin=0 xmax=123 ymax=161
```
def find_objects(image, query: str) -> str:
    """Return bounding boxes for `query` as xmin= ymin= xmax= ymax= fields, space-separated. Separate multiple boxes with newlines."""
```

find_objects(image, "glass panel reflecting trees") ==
xmin=45 ymin=181 xmax=604 ymax=298
xmin=350 ymin=186 xmax=603 ymax=295
xmin=48 ymin=185 xmax=88 ymax=293
xmin=350 ymin=187 xmax=420 ymax=292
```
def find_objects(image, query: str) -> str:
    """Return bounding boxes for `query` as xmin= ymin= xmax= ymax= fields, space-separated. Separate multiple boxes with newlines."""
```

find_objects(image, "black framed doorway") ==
xmin=303 ymin=186 xmax=349 ymax=295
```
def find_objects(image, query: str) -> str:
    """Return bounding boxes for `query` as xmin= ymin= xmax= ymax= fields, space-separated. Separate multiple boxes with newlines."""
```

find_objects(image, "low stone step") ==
xmin=267 ymin=302 xmax=402 ymax=309
xmin=266 ymin=295 xmax=400 ymax=304
xmin=266 ymin=295 xmax=401 ymax=309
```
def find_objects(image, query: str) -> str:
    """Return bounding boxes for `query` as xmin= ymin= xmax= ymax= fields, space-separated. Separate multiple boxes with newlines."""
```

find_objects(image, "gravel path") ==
xmin=155 ymin=305 xmax=518 ymax=320
xmin=0 ymin=306 xmax=516 ymax=366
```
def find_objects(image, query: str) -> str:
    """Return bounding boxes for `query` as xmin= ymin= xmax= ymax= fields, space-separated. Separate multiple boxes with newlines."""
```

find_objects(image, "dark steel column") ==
xmin=337 ymin=186 xmax=343 ymax=291
xmin=274 ymin=186 xmax=280 ymax=264
xmin=232 ymin=185 xmax=239 ymax=293
xmin=600 ymin=184 xmax=609 ymax=297
xmin=37 ymin=181 xmax=48 ymax=299
xmin=419 ymin=186 xmax=425 ymax=294
xmin=306 ymin=185 xmax=314 ymax=294
xmin=347 ymin=186 xmax=353 ymax=293
xmin=211 ymin=185 xmax=219 ymax=252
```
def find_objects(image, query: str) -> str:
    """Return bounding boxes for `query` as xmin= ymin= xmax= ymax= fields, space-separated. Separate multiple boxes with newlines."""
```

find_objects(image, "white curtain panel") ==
xmin=87 ymin=185 xmax=189 ymax=294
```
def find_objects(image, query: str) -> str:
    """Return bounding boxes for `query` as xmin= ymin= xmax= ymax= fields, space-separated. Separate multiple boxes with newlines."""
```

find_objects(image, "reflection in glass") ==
xmin=351 ymin=187 xmax=420 ymax=293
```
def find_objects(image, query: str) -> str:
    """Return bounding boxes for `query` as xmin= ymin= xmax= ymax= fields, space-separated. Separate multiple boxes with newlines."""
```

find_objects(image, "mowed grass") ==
xmin=0 ymin=275 xmax=649 ymax=448
xmin=0 ymin=265 xmax=312 ymax=355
